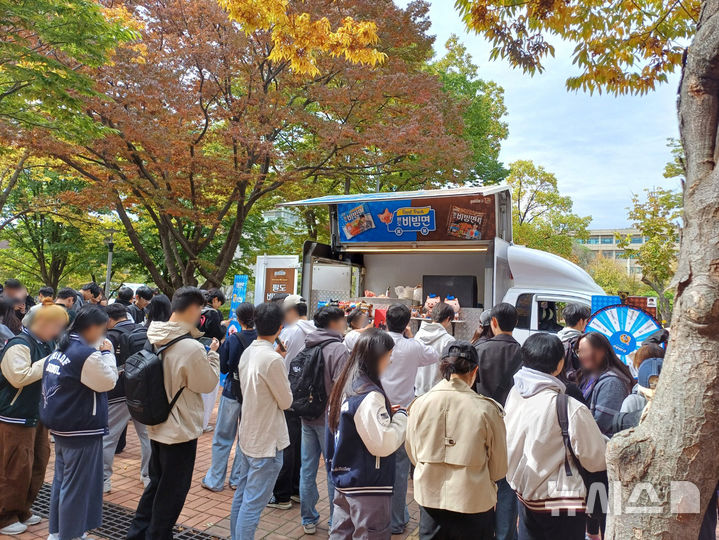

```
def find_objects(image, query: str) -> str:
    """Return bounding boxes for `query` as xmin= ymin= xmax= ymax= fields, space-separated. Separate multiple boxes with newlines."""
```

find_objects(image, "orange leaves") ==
xmin=218 ymin=0 xmax=385 ymax=76
xmin=455 ymin=0 xmax=695 ymax=95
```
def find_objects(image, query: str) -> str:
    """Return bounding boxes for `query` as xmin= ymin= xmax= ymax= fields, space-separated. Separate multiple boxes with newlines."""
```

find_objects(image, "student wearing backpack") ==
xmin=230 ymin=302 xmax=293 ymax=540
xmin=126 ymin=287 xmax=220 ymax=540
xmin=102 ymin=303 xmax=151 ymax=493
xmin=556 ymin=303 xmax=590 ymax=380
xmin=202 ymin=302 xmax=257 ymax=492
xmin=294 ymin=306 xmax=349 ymax=534
xmin=326 ymin=328 xmax=407 ymax=540
xmin=0 ymin=299 xmax=67 ymax=536
xmin=504 ymin=333 xmax=606 ymax=540
xmin=40 ymin=305 xmax=118 ymax=540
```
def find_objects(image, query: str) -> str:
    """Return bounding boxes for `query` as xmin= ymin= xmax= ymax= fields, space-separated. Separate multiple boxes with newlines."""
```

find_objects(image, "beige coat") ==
xmin=406 ymin=377 xmax=508 ymax=514
xmin=146 ymin=321 xmax=219 ymax=445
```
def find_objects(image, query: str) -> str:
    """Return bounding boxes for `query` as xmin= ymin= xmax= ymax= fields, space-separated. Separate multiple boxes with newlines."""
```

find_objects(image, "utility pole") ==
xmin=104 ymin=228 xmax=118 ymax=299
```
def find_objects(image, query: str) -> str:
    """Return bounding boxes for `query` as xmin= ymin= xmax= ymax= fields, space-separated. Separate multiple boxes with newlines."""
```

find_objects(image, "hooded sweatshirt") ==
xmin=303 ymin=327 xmax=349 ymax=426
xmin=282 ymin=319 xmax=316 ymax=370
xmin=557 ymin=327 xmax=583 ymax=344
xmin=414 ymin=322 xmax=456 ymax=396
xmin=505 ymin=367 xmax=607 ymax=512
xmin=145 ymin=320 xmax=220 ymax=445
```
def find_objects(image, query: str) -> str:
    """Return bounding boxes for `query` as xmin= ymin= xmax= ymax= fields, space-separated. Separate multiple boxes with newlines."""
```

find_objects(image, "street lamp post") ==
xmin=104 ymin=228 xmax=118 ymax=299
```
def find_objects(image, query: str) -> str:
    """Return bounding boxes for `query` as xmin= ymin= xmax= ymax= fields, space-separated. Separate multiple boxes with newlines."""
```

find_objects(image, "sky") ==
xmin=397 ymin=0 xmax=683 ymax=229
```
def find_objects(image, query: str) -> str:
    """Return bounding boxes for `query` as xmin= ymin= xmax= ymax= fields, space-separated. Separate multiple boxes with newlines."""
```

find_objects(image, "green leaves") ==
xmin=0 ymin=0 xmax=135 ymax=140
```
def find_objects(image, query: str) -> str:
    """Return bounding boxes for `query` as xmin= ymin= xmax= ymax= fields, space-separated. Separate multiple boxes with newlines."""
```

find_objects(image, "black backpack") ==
xmin=124 ymin=334 xmax=193 ymax=426
xmin=119 ymin=325 xmax=149 ymax=365
xmin=229 ymin=331 xmax=255 ymax=403
xmin=288 ymin=342 xmax=330 ymax=419
xmin=562 ymin=336 xmax=581 ymax=382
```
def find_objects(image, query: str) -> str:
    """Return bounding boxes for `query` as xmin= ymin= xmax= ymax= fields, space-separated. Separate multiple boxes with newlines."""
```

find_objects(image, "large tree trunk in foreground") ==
xmin=606 ymin=1 xmax=719 ymax=537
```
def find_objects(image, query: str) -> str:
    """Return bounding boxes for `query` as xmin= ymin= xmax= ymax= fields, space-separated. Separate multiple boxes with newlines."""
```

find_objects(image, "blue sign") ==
xmin=338 ymin=200 xmax=437 ymax=243
xmin=226 ymin=274 xmax=248 ymax=336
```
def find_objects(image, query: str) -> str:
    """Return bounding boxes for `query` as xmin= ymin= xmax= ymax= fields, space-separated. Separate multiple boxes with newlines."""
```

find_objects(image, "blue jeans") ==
xmin=496 ymin=478 xmax=518 ymax=540
xmin=203 ymin=395 xmax=242 ymax=490
xmin=300 ymin=422 xmax=335 ymax=526
xmin=391 ymin=444 xmax=411 ymax=533
xmin=230 ymin=450 xmax=283 ymax=540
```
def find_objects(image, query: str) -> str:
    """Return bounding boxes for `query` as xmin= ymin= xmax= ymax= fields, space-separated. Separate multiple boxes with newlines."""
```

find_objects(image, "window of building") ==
xmin=601 ymin=236 xmax=614 ymax=244
xmin=631 ymin=236 xmax=643 ymax=244
xmin=587 ymin=237 xmax=600 ymax=245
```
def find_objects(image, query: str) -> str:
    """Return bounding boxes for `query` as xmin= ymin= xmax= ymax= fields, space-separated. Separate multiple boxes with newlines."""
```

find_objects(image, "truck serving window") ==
xmin=515 ymin=293 xmax=533 ymax=330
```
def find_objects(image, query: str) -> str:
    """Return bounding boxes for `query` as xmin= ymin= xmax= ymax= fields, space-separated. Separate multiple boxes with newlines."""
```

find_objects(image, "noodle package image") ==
xmin=447 ymin=206 xmax=485 ymax=240
xmin=340 ymin=203 xmax=376 ymax=240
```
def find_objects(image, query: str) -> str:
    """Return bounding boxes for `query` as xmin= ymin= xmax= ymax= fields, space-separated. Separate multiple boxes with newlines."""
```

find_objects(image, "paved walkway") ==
xmin=5 ymin=391 xmax=419 ymax=540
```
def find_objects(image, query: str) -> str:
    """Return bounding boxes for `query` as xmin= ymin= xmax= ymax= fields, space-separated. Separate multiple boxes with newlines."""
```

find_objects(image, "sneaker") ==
xmin=0 ymin=522 xmax=27 ymax=535
xmin=290 ymin=494 xmax=301 ymax=503
xmin=266 ymin=496 xmax=292 ymax=510
xmin=47 ymin=534 xmax=59 ymax=540
xmin=22 ymin=515 xmax=42 ymax=526
xmin=103 ymin=480 xmax=112 ymax=493
xmin=140 ymin=475 xmax=150 ymax=488
xmin=201 ymin=479 xmax=223 ymax=493
xmin=303 ymin=523 xmax=317 ymax=535
xmin=202 ymin=425 xmax=214 ymax=433
xmin=229 ymin=483 xmax=238 ymax=490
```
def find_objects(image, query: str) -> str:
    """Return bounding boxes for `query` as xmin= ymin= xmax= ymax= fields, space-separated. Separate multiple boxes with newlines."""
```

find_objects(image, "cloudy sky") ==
xmin=399 ymin=0 xmax=683 ymax=228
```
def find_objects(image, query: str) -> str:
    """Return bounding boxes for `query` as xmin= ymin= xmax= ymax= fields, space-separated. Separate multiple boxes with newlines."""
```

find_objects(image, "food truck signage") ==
xmin=337 ymin=195 xmax=494 ymax=244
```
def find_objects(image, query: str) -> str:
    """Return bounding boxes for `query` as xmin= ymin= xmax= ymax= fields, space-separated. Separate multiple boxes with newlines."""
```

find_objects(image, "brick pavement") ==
xmin=4 ymin=391 xmax=419 ymax=540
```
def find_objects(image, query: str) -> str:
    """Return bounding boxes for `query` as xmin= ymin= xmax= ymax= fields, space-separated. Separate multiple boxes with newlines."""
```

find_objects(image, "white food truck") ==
xmin=282 ymin=186 xmax=604 ymax=343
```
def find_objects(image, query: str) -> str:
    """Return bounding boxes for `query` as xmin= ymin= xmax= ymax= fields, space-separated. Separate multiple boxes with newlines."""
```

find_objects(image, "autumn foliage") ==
xmin=29 ymin=0 xmax=468 ymax=293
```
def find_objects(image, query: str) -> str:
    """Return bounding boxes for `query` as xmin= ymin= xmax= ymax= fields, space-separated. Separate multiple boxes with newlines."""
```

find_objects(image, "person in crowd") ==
xmin=505 ymin=333 xmax=607 ymax=540
xmin=382 ymin=303 xmax=439 ymax=535
xmin=145 ymin=294 xmax=171 ymax=326
xmin=414 ymin=303 xmax=457 ymax=397
xmin=343 ymin=308 xmax=369 ymax=353
xmin=471 ymin=309 xmax=494 ymax=346
xmin=54 ymin=288 xmax=78 ymax=323
xmin=230 ymin=302 xmax=293 ymax=540
xmin=0 ymin=296 xmax=21 ymax=339
xmin=474 ymin=302 xmax=522 ymax=540
xmin=557 ymin=303 xmax=591 ymax=379
xmin=102 ymin=303 xmax=151 ymax=493
xmin=577 ymin=332 xmax=634 ymax=437
xmin=296 ymin=306 xmax=349 ymax=534
xmin=326 ymin=329 xmax=407 ymax=540
xmin=129 ymin=286 xmax=153 ymax=325
xmin=4 ymin=279 xmax=31 ymax=313
xmin=280 ymin=295 xmax=315 ymax=366
xmin=621 ymin=344 xmax=665 ymax=416
xmin=127 ymin=287 xmax=220 ymax=540
xmin=38 ymin=287 xmax=55 ymax=303
xmin=615 ymin=357 xmax=663 ymax=433
xmin=40 ymin=305 xmax=118 ymax=540
xmin=202 ymin=302 xmax=257 ymax=492
xmin=199 ymin=289 xmax=227 ymax=341
xmin=407 ymin=340 xmax=507 ymax=540
xmin=79 ymin=282 xmax=102 ymax=306
xmin=0 ymin=299 xmax=68 ymax=535
xmin=115 ymin=286 xmax=135 ymax=309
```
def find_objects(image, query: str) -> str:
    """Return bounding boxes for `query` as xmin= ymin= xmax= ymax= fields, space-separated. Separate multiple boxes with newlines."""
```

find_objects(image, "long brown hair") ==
xmin=633 ymin=343 xmax=665 ymax=370
xmin=327 ymin=328 xmax=394 ymax=433
xmin=578 ymin=332 xmax=634 ymax=389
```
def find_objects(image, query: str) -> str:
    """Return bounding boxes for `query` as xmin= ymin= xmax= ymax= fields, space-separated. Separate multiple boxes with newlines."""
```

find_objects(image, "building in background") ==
xmin=577 ymin=228 xmax=647 ymax=276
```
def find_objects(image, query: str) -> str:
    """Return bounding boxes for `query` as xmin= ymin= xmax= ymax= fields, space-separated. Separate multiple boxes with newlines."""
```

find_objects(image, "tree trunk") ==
xmin=606 ymin=2 xmax=719 ymax=537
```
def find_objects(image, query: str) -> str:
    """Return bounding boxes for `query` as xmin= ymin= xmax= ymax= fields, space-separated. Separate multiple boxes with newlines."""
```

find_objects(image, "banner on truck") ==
xmin=337 ymin=194 xmax=495 ymax=244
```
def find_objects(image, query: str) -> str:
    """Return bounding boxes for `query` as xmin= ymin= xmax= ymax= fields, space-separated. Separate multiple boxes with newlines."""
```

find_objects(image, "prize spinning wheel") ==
xmin=585 ymin=304 xmax=662 ymax=367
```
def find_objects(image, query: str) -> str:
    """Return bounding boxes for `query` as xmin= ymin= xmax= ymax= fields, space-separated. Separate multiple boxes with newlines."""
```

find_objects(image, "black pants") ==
xmin=126 ymin=438 xmax=197 ymax=540
xmin=518 ymin=504 xmax=585 ymax=540
xmin=419 ymin=506 xmax=495 ymax=540
xmin=273 ymin=412 xmax=301 ymax=502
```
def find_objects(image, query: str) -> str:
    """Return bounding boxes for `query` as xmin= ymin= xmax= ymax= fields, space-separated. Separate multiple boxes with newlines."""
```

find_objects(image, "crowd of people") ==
xmin=0 ymin=279 xmax=711 ymax=540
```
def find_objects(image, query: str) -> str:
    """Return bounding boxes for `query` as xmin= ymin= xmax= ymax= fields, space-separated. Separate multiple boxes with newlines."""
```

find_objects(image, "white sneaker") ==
xmin=22 ymin=514 xmax=42 ymax=526
xmin=0 ymin=522 xmax=27 ymax=535
xmin=140 ymin=474 xmax=150 ymax=488
xmin=103 ymin=480 xmax=112 ymax=493
xmin=47 ymin=534 xmax=59 ymax=540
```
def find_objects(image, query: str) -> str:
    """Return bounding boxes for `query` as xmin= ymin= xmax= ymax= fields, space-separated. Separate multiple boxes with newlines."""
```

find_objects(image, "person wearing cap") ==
xmin=616 ymin=357 xmax=663 ymax=431
xmin=471 ymin=309 xmax=494 ymax=345
xmin=406 ymin=340 xmax=507 ymax=540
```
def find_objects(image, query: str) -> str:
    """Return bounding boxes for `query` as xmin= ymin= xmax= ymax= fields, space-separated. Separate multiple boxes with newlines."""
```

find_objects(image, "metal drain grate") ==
xmin=32 ymin=483 xmax=226 ymax=540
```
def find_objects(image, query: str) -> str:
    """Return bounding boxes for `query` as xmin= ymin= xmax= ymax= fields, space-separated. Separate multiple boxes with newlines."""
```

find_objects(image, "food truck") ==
xmin=281 ymin=186 xmax=604 ymax=343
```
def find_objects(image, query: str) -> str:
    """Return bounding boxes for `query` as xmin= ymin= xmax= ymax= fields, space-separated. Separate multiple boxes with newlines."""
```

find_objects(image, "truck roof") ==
xmin=279 ymin=185 xmax=510 ymax=207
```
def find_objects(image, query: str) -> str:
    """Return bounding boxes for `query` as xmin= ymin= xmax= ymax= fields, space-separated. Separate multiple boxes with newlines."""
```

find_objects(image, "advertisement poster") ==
xmin=336 ymin=194 xmax=495 ymax=243
xmin=226 ymin=274 xmax=248 ymax=335
xmin=263 ymin=267 xmax=296 ymax=302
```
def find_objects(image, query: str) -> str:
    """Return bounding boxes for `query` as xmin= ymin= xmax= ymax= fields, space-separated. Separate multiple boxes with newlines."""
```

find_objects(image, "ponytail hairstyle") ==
xmin=328 ymin=328 xmax=394 ymax=432
xmin=439 ymin=340 xmax=479 ymax=380
xmin=57 ymin=304 xmax=109 ymax=352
